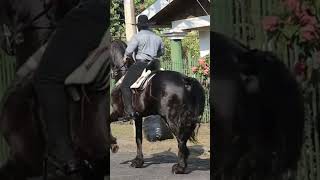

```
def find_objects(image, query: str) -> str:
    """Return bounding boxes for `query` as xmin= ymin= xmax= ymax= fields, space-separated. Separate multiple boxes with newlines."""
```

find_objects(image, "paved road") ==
xmin=110 ymin=151 xmax=210 ymax=180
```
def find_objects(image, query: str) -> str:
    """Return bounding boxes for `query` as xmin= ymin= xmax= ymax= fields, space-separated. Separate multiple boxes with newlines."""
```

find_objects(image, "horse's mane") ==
xmin=239 ymin=49 xmax=294 ymax=83
xmin=211 ymin=31 xmax=249 ymax=58
xmin=110 ymin=39 xmax=127 ymax=56
xmin=110 ymin=39 xmax=127 ymax=66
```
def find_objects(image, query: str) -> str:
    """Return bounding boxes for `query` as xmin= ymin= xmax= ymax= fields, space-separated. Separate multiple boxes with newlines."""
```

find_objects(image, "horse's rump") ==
xmin=212 ymin=31 xmax=305 ymax=179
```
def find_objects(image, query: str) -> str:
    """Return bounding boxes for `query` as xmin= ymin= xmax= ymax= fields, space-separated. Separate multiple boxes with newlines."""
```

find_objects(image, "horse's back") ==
xmin=150 ymin=70 xmax=205 ymax=116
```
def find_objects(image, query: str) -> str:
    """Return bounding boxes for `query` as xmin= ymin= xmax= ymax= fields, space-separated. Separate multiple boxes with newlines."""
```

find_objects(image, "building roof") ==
xmin=139 ymin=0 xmax=210 ymax=28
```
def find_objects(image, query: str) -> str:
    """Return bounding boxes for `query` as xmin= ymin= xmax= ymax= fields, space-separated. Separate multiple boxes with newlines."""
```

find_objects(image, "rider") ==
xmin=121 ymin=14 xmax=164 ymax=120
xmin=34 ymin=0 xmax=108 ymax=176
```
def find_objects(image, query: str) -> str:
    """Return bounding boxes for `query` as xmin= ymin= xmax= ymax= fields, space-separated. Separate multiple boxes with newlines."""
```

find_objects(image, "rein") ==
xmin=2 ymin=1 xmax=55 ymax=55
xmin=111 ymin=59 xmax=128 ymax=80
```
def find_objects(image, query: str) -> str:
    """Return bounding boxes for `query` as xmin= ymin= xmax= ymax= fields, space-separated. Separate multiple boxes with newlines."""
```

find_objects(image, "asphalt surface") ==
xmin=110 ymin=151 xmax=210 ymax=180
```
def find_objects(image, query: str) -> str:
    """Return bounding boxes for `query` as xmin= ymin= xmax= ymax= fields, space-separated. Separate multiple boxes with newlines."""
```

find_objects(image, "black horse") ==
xmin=211 ymin=31 xmax=305 ymax=180
xmin=109 ymin=40 xmax=206 ymax=174
xmin=0 ymin=0 xmax=114 ymax=179
xmin=0 ymin=0 xmax=78 ymax=68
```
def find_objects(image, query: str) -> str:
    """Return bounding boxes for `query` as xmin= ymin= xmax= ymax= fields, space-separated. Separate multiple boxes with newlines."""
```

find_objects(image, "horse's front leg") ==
xmin=131 ymin=116 xmax=144 ymax=168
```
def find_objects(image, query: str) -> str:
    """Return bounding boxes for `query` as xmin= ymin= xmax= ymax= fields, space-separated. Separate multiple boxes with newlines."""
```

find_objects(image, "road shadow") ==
xmin=120 ymin=145 xmax=210 ymax=173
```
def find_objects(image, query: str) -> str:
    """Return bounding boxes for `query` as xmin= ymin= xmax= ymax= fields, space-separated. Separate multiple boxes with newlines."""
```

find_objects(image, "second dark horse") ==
xmin=109 ymin=40 xmax=206 ymax=174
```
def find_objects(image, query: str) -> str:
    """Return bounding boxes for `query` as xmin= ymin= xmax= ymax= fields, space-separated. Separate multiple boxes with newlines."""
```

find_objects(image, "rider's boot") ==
xmin=121 ymin=88 xmax=139 ymax=121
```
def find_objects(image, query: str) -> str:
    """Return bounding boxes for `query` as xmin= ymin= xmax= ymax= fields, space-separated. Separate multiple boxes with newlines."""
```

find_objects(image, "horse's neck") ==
xmin=11 ymin=0 xmax=78 ymax=68
xmin=51 ymin=0 xmax=80 ymax=21
xmin=212 ymin=32 xmax=248 ymax=57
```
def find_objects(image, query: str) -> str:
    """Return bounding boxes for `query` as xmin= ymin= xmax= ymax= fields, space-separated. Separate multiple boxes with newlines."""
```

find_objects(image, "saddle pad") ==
xmin=16 ymin=43 xmax=47 ymax=78
xmin=130 ymin=69 xmax=151 ymax=89
xmin=14 ymin=29 xmax=111 ymax=91
xmin=114 ymin=68 xmax=164 ymax=90
xmin=136 ymin=73 xmax=156 ymax=91
xmin=64 ymin=30 xmax=111 ymax=90
xmin=137 ymin=69 xmax=165 ymax=90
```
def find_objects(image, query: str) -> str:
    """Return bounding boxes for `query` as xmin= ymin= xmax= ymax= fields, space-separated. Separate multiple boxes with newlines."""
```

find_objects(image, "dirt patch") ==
xmin=111 ymin=123 xmax=210 ymax=159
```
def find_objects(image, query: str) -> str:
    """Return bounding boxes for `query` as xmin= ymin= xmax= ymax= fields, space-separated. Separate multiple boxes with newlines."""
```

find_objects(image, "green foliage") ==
xmin=182 ymin=31 xmax=200 ymax=60
xmin=110 ymin=1 xmax=201 ymax=64
xmin=162 ymin=35 xmax=172 ymax=62
xmin=134 ymin=0 xmax=156 ymax=14
xmin=111 ymin=0 xmax=157 ymax=39
xmin=111 ymin=0 xmax=125 ymax=39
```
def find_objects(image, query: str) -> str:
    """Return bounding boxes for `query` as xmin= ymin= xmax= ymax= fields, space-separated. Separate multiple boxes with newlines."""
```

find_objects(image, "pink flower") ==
xmin=300 ymin=24 xmax=318 ymax=42
xmin=283 ymin=0 xmax=301 ymax=12
xmin=298 ymin=10 xmax=317 ymax=26
xmin=198 ymin=58 xmax=206 ymax=66
xmin=204 ymin=64 xmax=210 ymax=71
xmin=294 ymin=61 xmax=306 ymax=75
xmin=203 ymin=69 xmax=209 ymax=76
xmin=301 ymin=31 xmax=315 ymax=42
xmin=302 ymin=24 xmax=317 ymax=33
xmin=262 ymin=16 xmax=280 ymax=32
xmin=191 ymin=66 xmax=198 ymax=73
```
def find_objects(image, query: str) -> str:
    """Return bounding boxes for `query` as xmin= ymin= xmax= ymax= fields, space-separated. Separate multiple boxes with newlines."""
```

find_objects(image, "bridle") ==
xmin=111 ymin=60 xmax=128 ymax=80
xmin=1 ymin=0 xmax=55 ymax=55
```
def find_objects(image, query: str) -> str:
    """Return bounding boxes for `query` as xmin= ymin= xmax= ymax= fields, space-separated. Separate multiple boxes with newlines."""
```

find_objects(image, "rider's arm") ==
xmin=125 ymin=35 xmax=139 ymax=58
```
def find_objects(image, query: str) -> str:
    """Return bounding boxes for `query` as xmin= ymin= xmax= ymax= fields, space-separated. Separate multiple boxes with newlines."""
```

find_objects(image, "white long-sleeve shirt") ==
xmin=125 ymin=29 xmax=164 ymax=61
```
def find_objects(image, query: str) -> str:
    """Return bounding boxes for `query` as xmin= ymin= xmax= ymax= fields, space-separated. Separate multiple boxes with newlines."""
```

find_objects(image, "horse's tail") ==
xmin=183 ymin=76 xmax=206 ymax=143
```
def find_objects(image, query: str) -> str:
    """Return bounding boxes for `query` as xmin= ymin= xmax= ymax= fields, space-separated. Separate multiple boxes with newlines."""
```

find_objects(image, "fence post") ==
xmin=163 ymin=30 xmax=187 ymax=73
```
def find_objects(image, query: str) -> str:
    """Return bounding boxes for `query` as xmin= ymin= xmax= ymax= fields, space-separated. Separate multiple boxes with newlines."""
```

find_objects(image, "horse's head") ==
xmin=109 ymin=39 xmax=133 ymax=81
xmin=0 ymin=0 xmax=78 ymax=67
xmin=0 ymin=0 xmax=53 ymax=65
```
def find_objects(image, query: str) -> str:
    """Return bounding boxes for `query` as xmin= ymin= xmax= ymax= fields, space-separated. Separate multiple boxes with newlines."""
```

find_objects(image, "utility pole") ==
xmin=124 ymin=0 xmax=137 ymax=42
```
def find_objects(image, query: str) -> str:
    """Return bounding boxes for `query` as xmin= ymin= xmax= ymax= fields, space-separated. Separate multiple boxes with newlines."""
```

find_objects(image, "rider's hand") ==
xmin=123 ymin=55 xmax=128 ymax=63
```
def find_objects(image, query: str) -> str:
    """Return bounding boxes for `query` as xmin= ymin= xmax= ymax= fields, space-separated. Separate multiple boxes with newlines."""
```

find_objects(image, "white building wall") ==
xmin=199 ymin=30 xmax=210 ymax=57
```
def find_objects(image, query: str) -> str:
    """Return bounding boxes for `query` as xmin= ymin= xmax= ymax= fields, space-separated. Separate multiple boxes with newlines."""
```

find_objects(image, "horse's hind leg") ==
xmin=172 ymin=121 xmax=196 ymax=174
xmin=131 ymin=116 xmax=144 ymax=168
xmin=172 ymin=139 xmax=189 ymax=174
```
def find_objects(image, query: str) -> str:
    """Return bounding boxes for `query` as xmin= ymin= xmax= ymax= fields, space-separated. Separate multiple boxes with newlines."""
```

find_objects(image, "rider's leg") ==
xmin=120 ymin=61 xmax=148 ymax=118
xmin=146 ymin=59 xmax=161 ymax=71
xmin=34 ymin=0 xmax=108 ymax=174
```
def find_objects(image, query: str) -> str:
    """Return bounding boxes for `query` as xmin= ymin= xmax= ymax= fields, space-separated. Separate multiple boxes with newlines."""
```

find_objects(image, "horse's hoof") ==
xmin=130 ymin=158 xmax=144 ymax=168
xmin=172 ymin=164 xmax=186 ymax=174
xmin=111 ymin=144 xmax=119 ymax=153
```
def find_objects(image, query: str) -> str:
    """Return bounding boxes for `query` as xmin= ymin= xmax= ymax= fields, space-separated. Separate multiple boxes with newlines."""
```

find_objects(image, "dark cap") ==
xmin=136 ymin=15 xmax=155 ymax=27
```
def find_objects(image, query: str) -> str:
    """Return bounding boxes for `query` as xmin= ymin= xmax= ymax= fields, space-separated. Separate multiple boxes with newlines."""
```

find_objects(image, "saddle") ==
xmin=115 ymin=60 xmax=163 ymax=91
xmin=15 ymin=30 xmax=111 ymax=102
